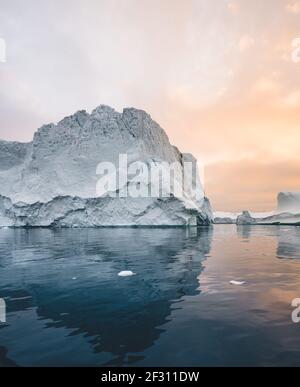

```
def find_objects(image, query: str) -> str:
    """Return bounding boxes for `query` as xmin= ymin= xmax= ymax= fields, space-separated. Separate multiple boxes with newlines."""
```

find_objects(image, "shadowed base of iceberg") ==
xmin=0 ymin=194 xmax=212 ymax=228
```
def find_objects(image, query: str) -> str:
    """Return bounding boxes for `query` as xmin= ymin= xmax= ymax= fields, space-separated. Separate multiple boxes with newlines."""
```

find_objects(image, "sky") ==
xmin=0 ymin=0 xmax=299 ymax=211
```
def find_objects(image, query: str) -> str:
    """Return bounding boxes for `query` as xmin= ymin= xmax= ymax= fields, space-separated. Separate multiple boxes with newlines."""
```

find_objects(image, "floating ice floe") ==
xmin=230 ymin=280 xmax=245 ymax=286
xmin=118 ymin=271 xmax=136 ymax=277
xmin=72 ymin=277 xmax=77 ymax=280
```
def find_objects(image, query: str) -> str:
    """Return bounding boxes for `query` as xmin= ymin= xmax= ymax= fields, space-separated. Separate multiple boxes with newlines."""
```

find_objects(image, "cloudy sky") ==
xmin=0 ymin=0 xmax=299 ymax=211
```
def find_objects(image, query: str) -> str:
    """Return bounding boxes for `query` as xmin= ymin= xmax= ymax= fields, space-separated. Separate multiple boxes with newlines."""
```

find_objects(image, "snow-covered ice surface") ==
xmin=0 ymin=105 xmax=212 ymax=227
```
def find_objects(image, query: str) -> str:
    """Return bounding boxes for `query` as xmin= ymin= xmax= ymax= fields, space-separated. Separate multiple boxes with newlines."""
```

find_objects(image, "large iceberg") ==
xmin=0 ymin=105 xmax=212 ymax=227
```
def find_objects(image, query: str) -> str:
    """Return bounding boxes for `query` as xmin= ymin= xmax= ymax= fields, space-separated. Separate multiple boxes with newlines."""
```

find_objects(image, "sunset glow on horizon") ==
xmin=0 ymin=0 xmax=299 ymax=211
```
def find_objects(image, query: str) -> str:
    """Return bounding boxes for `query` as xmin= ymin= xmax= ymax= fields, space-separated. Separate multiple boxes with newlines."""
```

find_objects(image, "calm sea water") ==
xmin=1 ymin=225 xmax=300 ymax=367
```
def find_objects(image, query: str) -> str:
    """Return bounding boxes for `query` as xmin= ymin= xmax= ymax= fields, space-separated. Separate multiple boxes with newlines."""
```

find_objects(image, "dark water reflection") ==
xmin=277 ymin=227 xmax=300 ymax=259
xmin=0 ymin=227 xmax=212 ymax=366
xmin=1 ymin=225 xmax=300 ymax=366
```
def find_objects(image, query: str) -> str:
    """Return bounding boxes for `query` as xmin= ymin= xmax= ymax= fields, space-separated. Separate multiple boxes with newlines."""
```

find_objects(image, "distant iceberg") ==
xmin=277 ymin=192 xmax=300 ymax=214
xmin=214 ymin=195 xmax=300 ymax=225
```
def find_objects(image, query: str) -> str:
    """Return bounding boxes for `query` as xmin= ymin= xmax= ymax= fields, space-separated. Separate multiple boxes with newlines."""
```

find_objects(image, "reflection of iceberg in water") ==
xmin=276 ymin=227 xmax=300 ymax=260
xmin=235 ymin=225 xmax=300 ymax=260
xmin=236 ymin=225 xmax=253 ymax=240
xmin=0 ymin=227 xmax=212 ymax=366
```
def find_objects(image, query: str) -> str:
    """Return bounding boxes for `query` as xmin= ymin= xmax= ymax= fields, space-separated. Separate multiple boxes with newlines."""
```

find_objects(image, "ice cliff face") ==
xmin=0 ymin=105 xmax=212 ymax=227
xmin=0 ymin=195 xmax=211 ymax=227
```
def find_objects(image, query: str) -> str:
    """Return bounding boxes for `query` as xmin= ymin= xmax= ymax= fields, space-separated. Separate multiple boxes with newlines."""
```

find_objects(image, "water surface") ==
xmin=1 ymin=225 xmax=300 ymax=367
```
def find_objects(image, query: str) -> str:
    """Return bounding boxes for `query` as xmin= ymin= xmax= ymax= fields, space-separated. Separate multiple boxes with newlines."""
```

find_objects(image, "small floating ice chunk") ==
xmin=72 ymin=277 xmax=77 ymax=280
xmin=118 ymin=271 xmax=136 ymax=277
xmin=230 ymin=280 xmax=245 ymax=286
